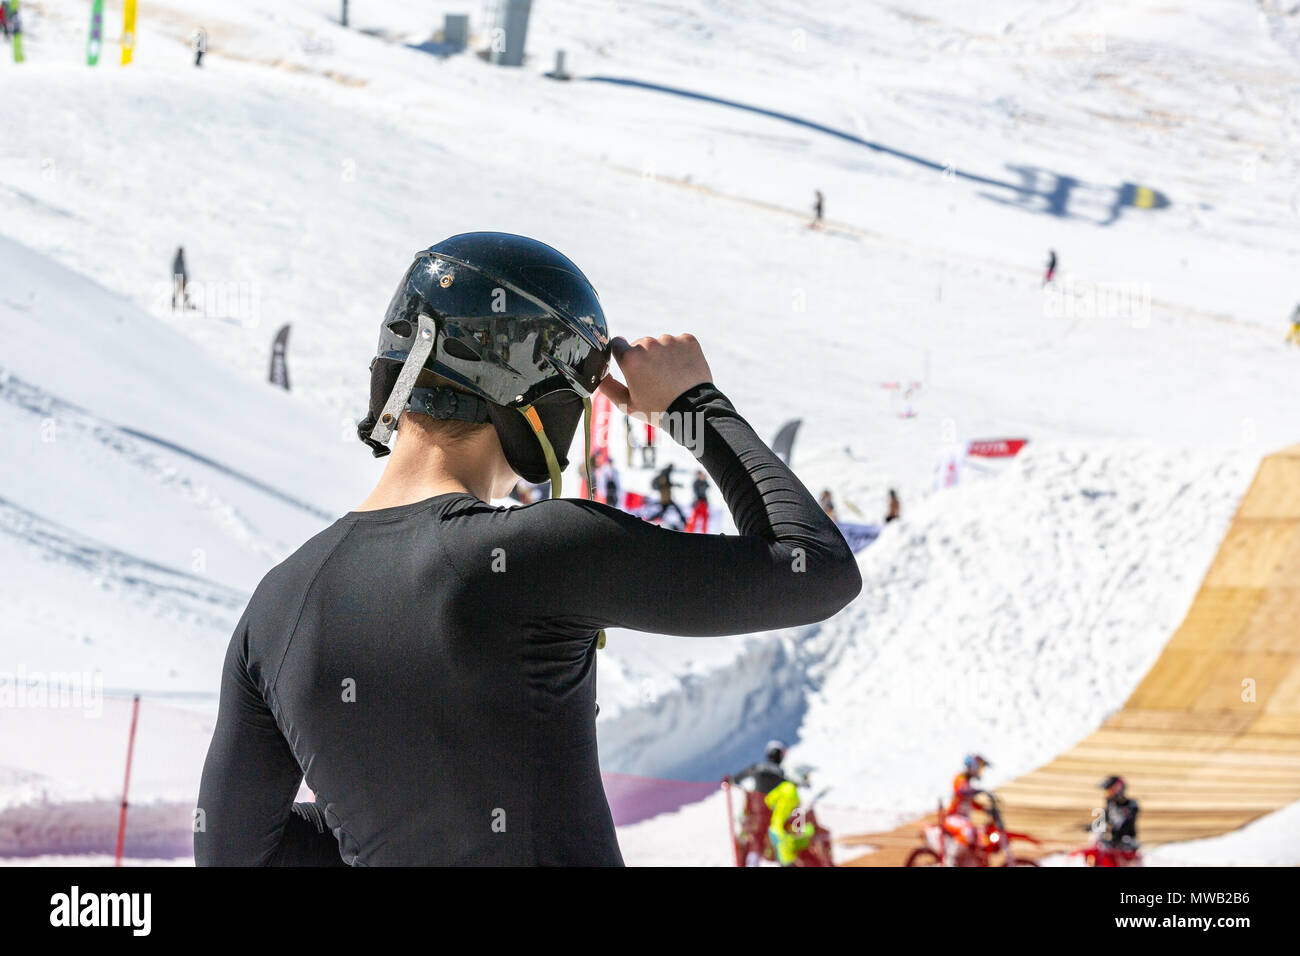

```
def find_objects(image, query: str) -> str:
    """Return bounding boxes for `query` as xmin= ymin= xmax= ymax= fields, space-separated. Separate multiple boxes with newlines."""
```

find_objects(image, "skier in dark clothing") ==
xmin=728 ymin=740 xmax=789 ymax=795
xmin=1099 ymin=776 xmax=1139 ymax=849
xmin=811 ymin=190 xmax=824 ymax=229
xmin=1 ymin=5 xmax=9 ymax=41
xmin=193 ymin=27 xmax=207 ymax=67
xmin=172 ymin=246 xmax=190 ymax=310
xmin=886 ymin=488 xmax=900 ymax=523
xmin=647 ymin=462 xmax=688 ymax=527
xmin=819 ymin=489 xmax=835 ymax=519
xmin=194 ymin=233 xmax=861 ymax=867
xmin=1043 ymin=249 xmax=1057 ymax=286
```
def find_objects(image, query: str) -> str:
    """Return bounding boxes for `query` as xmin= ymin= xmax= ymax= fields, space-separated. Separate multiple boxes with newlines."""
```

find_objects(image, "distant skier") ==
xmin=171 ymin=246 xmax=191 ymax=310
xmin=685 ymin=469 xmax=710 ymax=533
xmin=648 ymin=463 xmax=687 ymax=527
xmin=193 ymin=27 xmax=207 ymax=67
xmin=819 ymin=489 xmax=836 ymax=519
xmin=1286 ymin=302 xmax=1300 ymax=346
xmin=885 ymin=488 xmax=901 ymax=523
xmin=0 ymin=4 xmax=9 ymax=41
xmin=602 ymin=463 xmax=621 ymax=510
xmin=811 ymin=189 xmax=825 ymax=230
xmin=594 ymin=450 xmax=621 ymax=508
xmin=1043 ymin=249 xmax=1057 ymax=286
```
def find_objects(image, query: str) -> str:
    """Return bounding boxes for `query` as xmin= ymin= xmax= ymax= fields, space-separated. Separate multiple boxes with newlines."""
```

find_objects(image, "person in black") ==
xmin=647 ymin=462 xmax=687 ymax=527
xmin=195 ymin=331 xmax=861 ymax=866
xmin=171 ymin=246 xmax=190 ymax=310
xmin=1043 ymin=248 xmax=1057 ymax=286
xmin=819 ymin=489 xmax=835 ymax=519
xmin=193 ymin=27 xmax=207 ymax=67
xmin=885 ymin=488 xmax=900 ymax=523
xmin=811 ymin=190 xmax=824 ymax=229
xmin=1099 ymin=775 xmax=1139 ymax=849
xmin=728 ymin=740 xmax=789 ymax=794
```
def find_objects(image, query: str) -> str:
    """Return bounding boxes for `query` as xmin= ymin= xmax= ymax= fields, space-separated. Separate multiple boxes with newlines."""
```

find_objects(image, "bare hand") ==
xmin=598 ymin=334 xmax=713 ymax=420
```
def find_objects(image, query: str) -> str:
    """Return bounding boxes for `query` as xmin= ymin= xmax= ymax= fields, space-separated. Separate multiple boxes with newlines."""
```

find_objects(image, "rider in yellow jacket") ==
xmin=766 ymin=778 xmax=815 ymax=866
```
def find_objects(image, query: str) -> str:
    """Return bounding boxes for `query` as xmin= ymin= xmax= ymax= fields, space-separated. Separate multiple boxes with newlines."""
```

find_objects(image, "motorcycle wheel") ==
xmin=906 ymin=847 xmax=942 ymax=867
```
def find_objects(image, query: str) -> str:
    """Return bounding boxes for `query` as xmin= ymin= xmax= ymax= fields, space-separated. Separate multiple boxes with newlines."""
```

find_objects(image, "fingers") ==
xmin=597 ymin=375 xmax=631 ymax=408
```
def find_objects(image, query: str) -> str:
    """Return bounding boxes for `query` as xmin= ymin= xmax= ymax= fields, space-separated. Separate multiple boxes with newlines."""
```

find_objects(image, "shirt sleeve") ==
xmin=468 ymin=383 xmax=862 ymax=636
xmin=194 ymin=619 xmax=341 ymax=866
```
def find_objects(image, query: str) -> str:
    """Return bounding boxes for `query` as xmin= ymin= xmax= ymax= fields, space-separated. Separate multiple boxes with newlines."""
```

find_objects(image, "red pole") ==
xmin=113 ymin=695 xmax=141 ymax=867
xmin=722 ymin=779 xmax=743 ymax=867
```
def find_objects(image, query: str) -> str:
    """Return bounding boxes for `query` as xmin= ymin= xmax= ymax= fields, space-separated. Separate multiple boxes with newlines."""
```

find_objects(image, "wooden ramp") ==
xmin=844 ymin=444 xmax=1300 ymax=865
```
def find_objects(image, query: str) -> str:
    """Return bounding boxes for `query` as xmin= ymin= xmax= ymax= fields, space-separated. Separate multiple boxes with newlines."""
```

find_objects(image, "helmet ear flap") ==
xmin=358 ymin=359 xmax=402 ymax=457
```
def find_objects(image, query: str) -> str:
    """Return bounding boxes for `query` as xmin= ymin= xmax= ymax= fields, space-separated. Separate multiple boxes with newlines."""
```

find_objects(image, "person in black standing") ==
xmin=811 ymin=189 xmax=825 ymax=230
xmin=172 ymin=246 xmax=190 ymax=310
xmin=819 ymin=489 xmax=836 ymax=519
xmin=886 ymin=488 xmax=901 ymax=523
xmin=728 ymin=740 xmax=790 ymax=795
xmin=1043 ymin=248 xmax=1057 ymax=286
xmin=1099 ymin=776 xmax=1139 ymax=849
xmin=194 ymin=233 xmax=861 ymax=866
xmin=648 ymin=462 xmax=688 ymax=527
xmin=193 ymin=27 xmax=208 ymax=67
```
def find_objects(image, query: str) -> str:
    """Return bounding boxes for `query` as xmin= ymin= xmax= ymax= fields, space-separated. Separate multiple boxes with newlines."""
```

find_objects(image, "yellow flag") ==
xmin=121 ymin=0 xmax=137 ymax=65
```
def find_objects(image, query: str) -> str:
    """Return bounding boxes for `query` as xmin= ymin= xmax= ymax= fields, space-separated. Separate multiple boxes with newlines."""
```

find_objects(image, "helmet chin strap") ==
xmin=518 ymin=397 xmax=607 ymax=651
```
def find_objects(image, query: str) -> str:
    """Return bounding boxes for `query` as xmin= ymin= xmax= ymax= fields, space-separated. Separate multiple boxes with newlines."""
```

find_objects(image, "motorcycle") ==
xmin=905 ymin=792 xmax=1040 ymax=867
xmin=1070 ymin=830 xmax=1142 ymax=867
xmin=722 ymin=776 xmax=834 ymax=867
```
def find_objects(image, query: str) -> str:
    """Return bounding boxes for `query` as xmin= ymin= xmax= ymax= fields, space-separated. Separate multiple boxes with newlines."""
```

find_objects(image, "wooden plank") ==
xmin=1238 ymin=589 xmax=1300 ymax=653
xmin=1103 ymin=710 xmax=1255 ymax=733
xmin=1202 ymin=521 xmax=1297 ymax=589
xmin=1236 ymin=456 xmax=1300 ymax=519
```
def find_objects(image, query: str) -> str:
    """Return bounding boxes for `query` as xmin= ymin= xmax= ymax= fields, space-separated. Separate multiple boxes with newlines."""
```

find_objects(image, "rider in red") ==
xmin=943 ymin=753 xmax=991 ymax=865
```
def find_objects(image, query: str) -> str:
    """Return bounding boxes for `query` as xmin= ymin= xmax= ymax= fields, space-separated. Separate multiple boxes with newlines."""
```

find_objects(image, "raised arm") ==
xmin=474 ymin=335 xmax=861 ymax=635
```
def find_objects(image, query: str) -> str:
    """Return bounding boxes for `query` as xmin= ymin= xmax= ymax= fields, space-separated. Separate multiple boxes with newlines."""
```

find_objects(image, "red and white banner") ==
xmin=966 ymin=438 xmax=1028 ymax=459
xmin=590 ymin=390 xmax=613 ymax=459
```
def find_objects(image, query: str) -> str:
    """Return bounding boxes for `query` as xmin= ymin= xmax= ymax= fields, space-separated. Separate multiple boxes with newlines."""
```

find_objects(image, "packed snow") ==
xmin=1 ymin=0 xmax=1297 ymax=865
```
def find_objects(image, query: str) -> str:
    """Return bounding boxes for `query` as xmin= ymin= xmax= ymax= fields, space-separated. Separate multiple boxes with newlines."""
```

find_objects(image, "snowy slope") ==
xmin=0 ymin=235 xmax=374 ymax=691
xmin=2 ymin=0 xmax=1298 ymax=864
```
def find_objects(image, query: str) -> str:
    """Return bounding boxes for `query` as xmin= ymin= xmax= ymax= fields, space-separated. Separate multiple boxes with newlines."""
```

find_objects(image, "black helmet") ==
xmin=1100 ymin=775 xmax=1126 ymax=797
xmin=765 ymin=740 xmax=787 ymax=765
xmin=360 ymin=233 xmax=610 ymax=489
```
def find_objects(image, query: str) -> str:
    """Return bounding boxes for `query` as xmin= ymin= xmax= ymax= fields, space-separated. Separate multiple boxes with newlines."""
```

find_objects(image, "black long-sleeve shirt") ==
xmin=194 ymin=383 xmax=861 ymax=866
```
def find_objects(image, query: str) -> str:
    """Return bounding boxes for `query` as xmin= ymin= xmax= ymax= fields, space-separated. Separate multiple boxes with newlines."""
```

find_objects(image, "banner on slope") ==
xmin=966 ymin=438 xmax=1028 ymax=458
xmin=770 ymin=419 xmax=802 ymax=466
xmin=120 ymin=0 xmax=136 ymax=65
xmin=590 ymin=390 xmax=612 ymax=461
xmin=87 ymin=0 xmax=104 ymax=66
xmin=268 ymin=324 xmax=291 ymax=390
